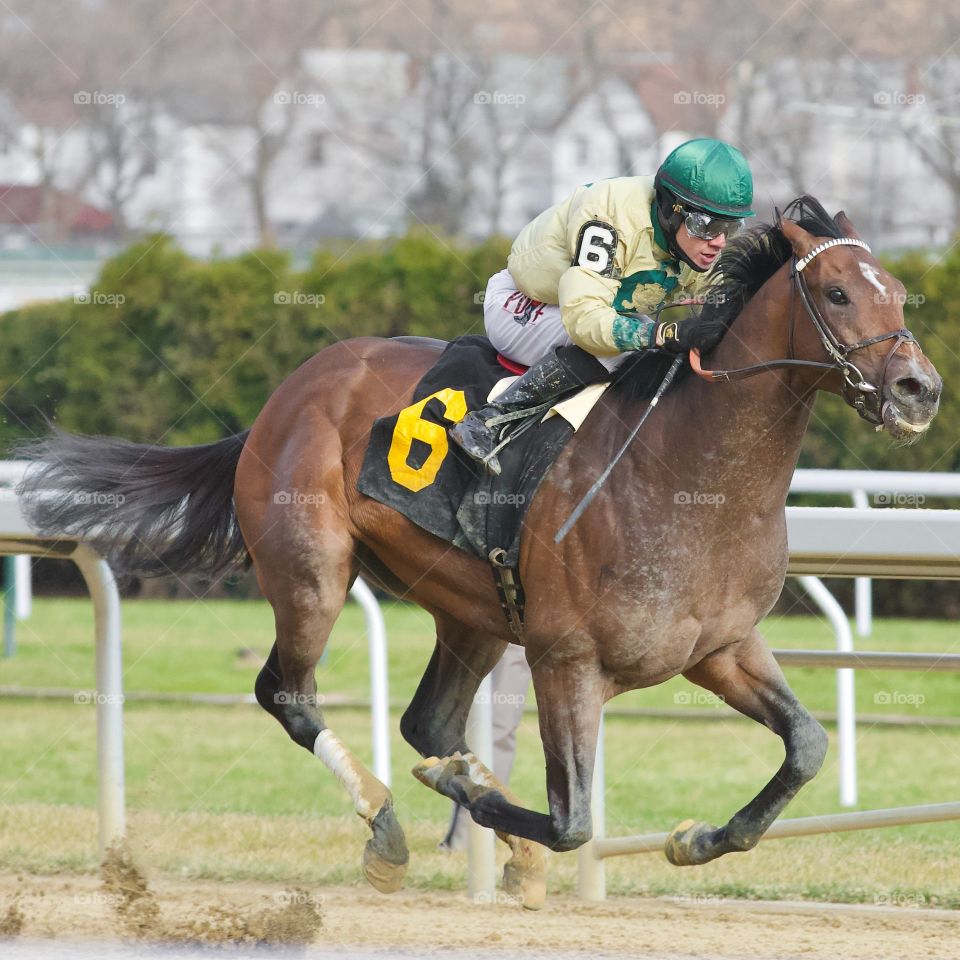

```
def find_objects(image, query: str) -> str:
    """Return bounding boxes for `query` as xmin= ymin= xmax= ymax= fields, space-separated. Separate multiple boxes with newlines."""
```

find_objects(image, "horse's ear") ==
xmin=834 ymin=210 xmax=864 ymax=241
xmin=779 ymin=217 xmax=818 ymax=258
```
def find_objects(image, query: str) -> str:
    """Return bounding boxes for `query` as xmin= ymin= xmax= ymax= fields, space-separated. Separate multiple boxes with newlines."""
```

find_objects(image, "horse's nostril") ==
xmin=892 ymin=376 xmax=924 ymax=401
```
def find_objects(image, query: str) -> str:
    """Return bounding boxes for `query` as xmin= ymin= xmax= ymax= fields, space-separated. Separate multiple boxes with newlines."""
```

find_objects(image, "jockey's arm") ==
xmin=555 ymin=182 xmax=675 ymax=355
xmin=558 ymin=218 xmax=720 ymax=355
xmin=557 ymin=266 xmax=658 ymax=356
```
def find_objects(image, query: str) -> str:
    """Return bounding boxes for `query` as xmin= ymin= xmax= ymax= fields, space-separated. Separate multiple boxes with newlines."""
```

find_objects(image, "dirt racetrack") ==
xmin=1 ymin=870 xmax=957 ymax=960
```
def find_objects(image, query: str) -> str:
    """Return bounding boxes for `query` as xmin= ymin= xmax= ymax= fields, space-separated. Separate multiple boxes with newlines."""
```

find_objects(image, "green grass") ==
xmin=1 ymin=598 xmax=958 ymax=717
xmin=1 ymin=598 xmax=958 ymax=904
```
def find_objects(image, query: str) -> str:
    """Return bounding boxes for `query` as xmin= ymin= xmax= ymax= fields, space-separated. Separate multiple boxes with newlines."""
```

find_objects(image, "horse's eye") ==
xmin=828 ymin=287 xmax=848 ymax=305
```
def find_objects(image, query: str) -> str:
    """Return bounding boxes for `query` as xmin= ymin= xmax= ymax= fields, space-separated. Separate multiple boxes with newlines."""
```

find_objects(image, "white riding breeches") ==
xmin=482 ymin=268 xmax=630 ymax=372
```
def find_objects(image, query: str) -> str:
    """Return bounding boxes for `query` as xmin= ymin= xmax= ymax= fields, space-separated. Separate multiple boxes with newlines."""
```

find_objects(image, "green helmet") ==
xmin=655 ymin=138 xmax=755 ymax=218
xmin=653 ymin=138 xmax=755 ymax=272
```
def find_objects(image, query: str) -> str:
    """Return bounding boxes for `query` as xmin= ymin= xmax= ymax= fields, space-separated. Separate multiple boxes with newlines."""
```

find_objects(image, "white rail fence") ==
xmin=0 ymin=461 xmax=391 ymax=854
xmin=4 ymin=460 xmax=960 ymax=891
xmin=789 ymin=469 xmax=960 ymax=808
xmin=576 ymin=651 xmax=960 ymax=900
xmin=571 ymin=478 xmax=960 ymax=903
xmin=0 ymin=485 xmax=125 ymax=855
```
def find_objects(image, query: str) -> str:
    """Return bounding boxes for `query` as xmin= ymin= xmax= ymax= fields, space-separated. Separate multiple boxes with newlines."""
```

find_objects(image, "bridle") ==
xmin=689 ymin=236 xmax=918 ymax=426
xmin=558 ymin=235 xmax=919 ymax=542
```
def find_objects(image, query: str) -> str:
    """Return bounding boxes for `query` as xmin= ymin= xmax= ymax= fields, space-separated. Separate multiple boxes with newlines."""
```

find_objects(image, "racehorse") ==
xmin=18 ymin=197 xmax=941 ymax=910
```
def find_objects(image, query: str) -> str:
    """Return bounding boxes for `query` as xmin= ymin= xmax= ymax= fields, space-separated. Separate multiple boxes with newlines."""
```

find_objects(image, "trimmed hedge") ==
xmin=1 ymin=231 xmax=957 ymax=613
xmin=0 ymin=231 xmax=509 ymax=446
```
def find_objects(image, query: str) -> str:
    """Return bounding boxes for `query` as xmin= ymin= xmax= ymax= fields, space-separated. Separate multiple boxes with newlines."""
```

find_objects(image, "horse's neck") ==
xmin=634 ymin=273 xmax=813 ymax=507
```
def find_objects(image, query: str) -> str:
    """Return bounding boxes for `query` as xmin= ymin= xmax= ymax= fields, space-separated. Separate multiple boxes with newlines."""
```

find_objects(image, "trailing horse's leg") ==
xmin=404 ymin=622 xmax=549 ymax=909
xmin=665 ymin=628 xmax=829 ymax=866
xmin=254 ymin=562 xmax=408 ymax=894
xmin=414 ymin=653 xmax=606 ymax=856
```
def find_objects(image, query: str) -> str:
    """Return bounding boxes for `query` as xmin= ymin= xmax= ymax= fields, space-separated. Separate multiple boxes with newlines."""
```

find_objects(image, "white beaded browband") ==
xmin=795 ymin=237 xmax=872 ymax=272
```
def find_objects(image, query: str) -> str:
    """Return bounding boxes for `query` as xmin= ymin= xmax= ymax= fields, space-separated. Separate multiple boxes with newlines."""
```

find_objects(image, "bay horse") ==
xmin=18 ymin=197 xmax=941 ymax=909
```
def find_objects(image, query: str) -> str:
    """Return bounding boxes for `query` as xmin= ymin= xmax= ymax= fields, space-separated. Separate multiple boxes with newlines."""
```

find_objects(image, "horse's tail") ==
xmin=15 ymin=428 xmax=250 ymax=578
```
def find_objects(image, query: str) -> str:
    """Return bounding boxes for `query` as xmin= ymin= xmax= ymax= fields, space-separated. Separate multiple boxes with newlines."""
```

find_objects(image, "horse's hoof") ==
xmin=412 ymin=756 xmax=443 ymax=790
xmin=412 ymin=755 xmax=469 ymax=794
xmin=362 ymin=841 xmax=408 ymax=894
xmin=503 ymin=850 xmax=548 ymax=910
xmin=664 ymin=819 xmax=716 ymax=866
xmin=361 ymin=799 xmax=409 ymax=894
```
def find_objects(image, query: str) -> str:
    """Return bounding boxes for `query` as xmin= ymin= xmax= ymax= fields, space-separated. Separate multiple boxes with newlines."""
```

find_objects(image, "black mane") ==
xmin=611 ymin=195 xmax=845 ymax=403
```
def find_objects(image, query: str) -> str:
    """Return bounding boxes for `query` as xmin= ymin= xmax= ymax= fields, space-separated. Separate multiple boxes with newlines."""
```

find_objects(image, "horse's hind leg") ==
xmin=666 ymin=627 xmax=829 ymax=866
xmin=402 ymin=620 xmax=549 ymax=909
xmin=414 ymin=651 xmax=606 ymax=857
xmin=252 ymin=534 xmax=408 ymax=894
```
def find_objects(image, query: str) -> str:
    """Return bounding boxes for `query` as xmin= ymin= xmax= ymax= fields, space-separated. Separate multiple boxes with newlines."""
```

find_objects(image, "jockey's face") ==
xmin=676 ymin=222 xmax=726 ymax=270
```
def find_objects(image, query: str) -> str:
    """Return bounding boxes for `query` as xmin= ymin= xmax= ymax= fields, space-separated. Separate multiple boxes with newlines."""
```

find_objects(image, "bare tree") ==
xmin=0 ymin=0 xmax=195 ymax=239
xmin=154 ymin=0 xmax=372 ymax=247
xmin=902 ymin=43 xmax=960 ymax=235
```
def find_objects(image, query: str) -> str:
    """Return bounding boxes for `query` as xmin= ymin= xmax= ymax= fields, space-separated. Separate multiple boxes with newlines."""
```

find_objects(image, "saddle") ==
xmin=357 ymin=335 xmax=604 ymax=634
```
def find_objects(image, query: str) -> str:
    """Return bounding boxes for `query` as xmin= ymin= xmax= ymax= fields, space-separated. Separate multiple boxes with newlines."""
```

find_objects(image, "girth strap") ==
xmin=489 ymin=547 xmax=525 ymax=639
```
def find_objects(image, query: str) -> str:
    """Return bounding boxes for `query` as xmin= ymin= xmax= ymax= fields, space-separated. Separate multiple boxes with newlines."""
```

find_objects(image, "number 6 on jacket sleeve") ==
xmin=572 ymin=220 xmax=618 ymax=277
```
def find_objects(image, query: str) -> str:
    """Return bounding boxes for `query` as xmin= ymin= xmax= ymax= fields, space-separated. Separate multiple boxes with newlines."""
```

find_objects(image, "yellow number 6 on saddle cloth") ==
xmin=387 ymin=388 xmax=467 ymax=492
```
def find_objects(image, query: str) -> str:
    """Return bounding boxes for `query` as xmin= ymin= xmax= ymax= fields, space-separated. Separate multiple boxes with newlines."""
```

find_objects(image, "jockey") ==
xmin=450 ymin=137 xmax=755 ymax=475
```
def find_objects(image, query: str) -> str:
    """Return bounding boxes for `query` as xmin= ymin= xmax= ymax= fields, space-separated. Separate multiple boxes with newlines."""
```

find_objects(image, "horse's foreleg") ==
xmin=403 ymin=624 xmax=549 ymax=909
xmin=667 ymin=628 xmax=828 ymax=866
xmin=416 ymin=656 xmax=605 ymax=857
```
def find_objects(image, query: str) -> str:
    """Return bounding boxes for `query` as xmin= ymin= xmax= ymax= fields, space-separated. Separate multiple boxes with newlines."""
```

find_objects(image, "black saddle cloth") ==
xmin=357 ymin=335 xmax=573 ymax=565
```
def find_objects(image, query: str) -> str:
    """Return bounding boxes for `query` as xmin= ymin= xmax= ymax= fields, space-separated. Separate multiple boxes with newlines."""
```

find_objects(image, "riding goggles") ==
xmin=682 ymin=208 xmax=744 ymax=240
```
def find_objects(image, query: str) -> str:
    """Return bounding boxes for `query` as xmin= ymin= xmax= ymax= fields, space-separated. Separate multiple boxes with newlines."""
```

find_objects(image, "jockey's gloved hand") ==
xmin=653 ymin=298 xmax=703 ymax=354
xmin=654 ymin=317 xmax=698 ymax=354
xmin=615 ymin=299 xmax=703 ymax=354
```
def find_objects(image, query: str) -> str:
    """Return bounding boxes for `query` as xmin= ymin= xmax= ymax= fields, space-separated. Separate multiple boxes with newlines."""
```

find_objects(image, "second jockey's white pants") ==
xmin=482 ymin=268 xmax=630 ymax=371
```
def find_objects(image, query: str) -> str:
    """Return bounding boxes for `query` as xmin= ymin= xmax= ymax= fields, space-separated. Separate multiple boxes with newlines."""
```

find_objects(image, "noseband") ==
xmin=690 ymin=237 xmax=917 ymax=426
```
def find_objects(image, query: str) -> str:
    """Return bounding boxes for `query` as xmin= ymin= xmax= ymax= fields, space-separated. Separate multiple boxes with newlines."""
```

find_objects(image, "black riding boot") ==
xmin=449 ymin=344 xmax=609 ymax=476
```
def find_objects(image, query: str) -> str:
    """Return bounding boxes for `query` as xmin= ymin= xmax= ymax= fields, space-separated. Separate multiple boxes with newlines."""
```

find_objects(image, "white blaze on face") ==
xmin=859 ymin=261 xmax=888 ymax=299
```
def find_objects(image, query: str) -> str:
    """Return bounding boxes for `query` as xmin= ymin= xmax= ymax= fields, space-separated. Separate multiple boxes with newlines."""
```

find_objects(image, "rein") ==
xmin=690 ymin=237 xmax=917 ymax=426
xmin=553 ymin=234 xmax=918 ymax=542
xmin=554 ymin=353 xmax=684 ymax=544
